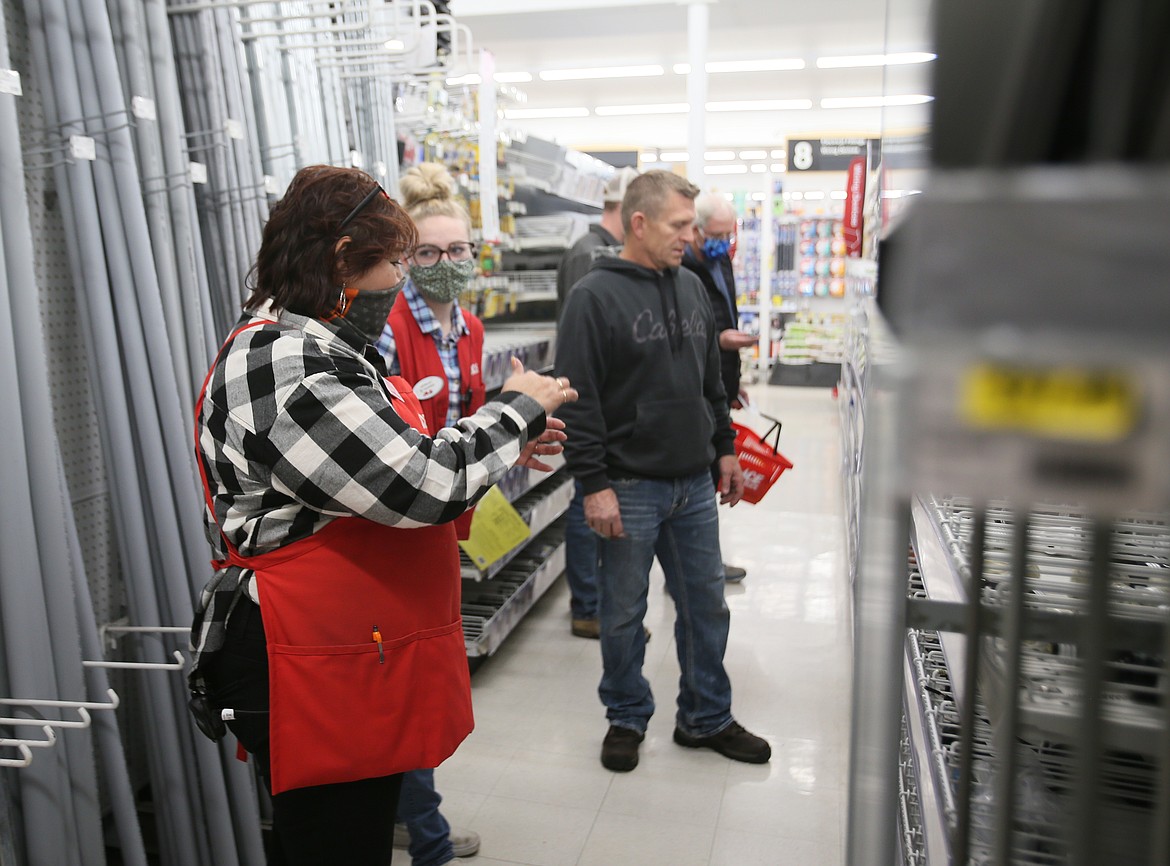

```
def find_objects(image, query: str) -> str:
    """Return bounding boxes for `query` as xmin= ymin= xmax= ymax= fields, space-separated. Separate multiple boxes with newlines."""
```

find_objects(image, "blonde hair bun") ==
xmin=398 ymin=162 xmax=471 ymax=228
xmin=400 ymin=162 xmax=456 ymax=210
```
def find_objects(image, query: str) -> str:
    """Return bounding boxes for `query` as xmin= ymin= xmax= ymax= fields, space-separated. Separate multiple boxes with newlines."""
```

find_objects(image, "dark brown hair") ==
xmin=244 ymin=165 xmax=418 ymax=317
xmin=621 ymin=170 xmax=700 ymax=235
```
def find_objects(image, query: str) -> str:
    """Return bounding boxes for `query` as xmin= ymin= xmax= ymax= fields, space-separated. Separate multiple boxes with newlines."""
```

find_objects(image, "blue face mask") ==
xmin=702 ymin=237 xmax=731 ymax=260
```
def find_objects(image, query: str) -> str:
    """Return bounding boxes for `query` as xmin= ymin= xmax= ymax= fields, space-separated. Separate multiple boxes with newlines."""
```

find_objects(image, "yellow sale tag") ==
xmin=457 ymin=486 xmax=532 ymax=570
xmin=960 ymin=364 xmax=1139 ymax=443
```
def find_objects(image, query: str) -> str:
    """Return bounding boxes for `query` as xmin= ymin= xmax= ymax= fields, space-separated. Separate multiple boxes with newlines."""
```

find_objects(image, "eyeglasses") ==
xmin=411 ymin=242 xmax=477 ymax=268
xmin=336 ymin=182 xmax=390 ymax=236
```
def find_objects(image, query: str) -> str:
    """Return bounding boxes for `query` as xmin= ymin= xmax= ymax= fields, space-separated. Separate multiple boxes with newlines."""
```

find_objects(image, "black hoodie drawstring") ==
xmin=658 ymin=270 xmax=683 ymax=354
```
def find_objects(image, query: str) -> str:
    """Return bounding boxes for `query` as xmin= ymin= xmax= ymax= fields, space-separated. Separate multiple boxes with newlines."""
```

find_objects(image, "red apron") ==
xmin=195 ymin=322 xmax=473 ymax=795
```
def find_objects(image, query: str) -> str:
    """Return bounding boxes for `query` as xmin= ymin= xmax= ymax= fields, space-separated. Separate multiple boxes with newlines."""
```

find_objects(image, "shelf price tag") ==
xmin=960 ymin=364 xmax=1138 ymax=443
xmin=458 ymin=486 xmax=532 ymax=570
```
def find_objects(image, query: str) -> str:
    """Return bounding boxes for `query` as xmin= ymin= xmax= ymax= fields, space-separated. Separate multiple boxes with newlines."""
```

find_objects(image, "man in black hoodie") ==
xmin=556 ymin=170 xmax=771 ymax=773
xmin=681 ymin=193 xmax=758 ymax=584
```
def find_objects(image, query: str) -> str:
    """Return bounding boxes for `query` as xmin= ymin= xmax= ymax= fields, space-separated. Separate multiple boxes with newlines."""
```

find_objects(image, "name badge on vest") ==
xmin=414 ymin=375 xmax=445 ymax=400
xmin=470 ymin=363 xmax=479 ymax=376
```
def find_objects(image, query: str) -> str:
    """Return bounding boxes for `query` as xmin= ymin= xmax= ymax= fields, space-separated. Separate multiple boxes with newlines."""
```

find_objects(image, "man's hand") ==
xmin=718 ymin=329 xmax=757 ymax=352
xmin=731 ymin=387 xmax=751 ymax=410
xmin=584 ymin=489 xmax=625 ymax=539
xmin=716 ymin=454 xmax=744 ymax=507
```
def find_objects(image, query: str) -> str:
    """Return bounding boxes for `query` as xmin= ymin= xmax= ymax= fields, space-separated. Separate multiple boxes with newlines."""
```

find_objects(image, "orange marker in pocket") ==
xmin=372 ymin=625 xmax=384 ymax=664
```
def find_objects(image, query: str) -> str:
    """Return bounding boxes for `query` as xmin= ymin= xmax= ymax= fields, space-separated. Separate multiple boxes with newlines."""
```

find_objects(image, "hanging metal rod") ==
xmin=166 ymin=0 xmax=372 ymax=15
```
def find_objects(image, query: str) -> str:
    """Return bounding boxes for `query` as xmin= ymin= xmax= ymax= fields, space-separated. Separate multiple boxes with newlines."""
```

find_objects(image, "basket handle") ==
xmin=758 ymin=412 xmax=783 ymax=455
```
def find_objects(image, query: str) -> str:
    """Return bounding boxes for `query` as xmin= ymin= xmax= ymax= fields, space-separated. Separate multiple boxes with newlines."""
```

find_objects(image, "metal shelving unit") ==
xmin=459 ymin=328 xmax=571 ymax=657
xmin=846 ymin=168 xmax=1170 ymax=866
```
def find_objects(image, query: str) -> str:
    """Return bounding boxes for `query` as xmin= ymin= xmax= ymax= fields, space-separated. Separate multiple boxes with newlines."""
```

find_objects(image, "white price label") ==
xmin=189 ymin=161 xmax=208 ymax=184
xmin=69 ymin=135 xmax=96 ymax=161
xmin=349 ymin=150 xmax=365 ymax=168
xmin=224 ymin=119 xmax=244 ymax=140
xmin=263 ymin=174 xmax=281 ymax=195
xmin=131 ymin=96 xmax=157 ymax=120
xmin=0 ymin=69 xmax=22 ymax=96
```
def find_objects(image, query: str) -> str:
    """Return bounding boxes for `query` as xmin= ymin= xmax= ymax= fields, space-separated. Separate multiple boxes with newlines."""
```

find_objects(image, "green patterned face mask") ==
xmin=409 ymin=259 xmax=475 ymax=303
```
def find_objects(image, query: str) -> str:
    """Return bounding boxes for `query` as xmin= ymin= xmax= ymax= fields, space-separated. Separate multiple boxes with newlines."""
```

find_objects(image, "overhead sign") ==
xmin=842 ymin=157 xmax=866 ymax=257
xmin=787 ymin=137 xmax=880 ymax=172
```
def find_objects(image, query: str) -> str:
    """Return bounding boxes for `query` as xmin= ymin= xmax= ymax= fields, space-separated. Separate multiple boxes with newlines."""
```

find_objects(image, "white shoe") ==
xmin=451 ymin=827 xmax=481 ymax=857
xmin=392 ymin=822 xmax=480 ymax=858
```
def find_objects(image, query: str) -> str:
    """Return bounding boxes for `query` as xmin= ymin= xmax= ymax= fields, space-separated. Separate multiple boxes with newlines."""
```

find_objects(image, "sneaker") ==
xmin=572 ymin=618 xmax=651 ymax=642
xmin=600 ymin=725 xmax=644 ymax=772
xmin=722 ymin=563 xmax=747 ymax=582
xmin=450 ymin=826 xmax=481 ymax=858
xmin=392 ymin=823 xmax=480 ymax=858
xmin=673 ymin=721 xmax=771 ymax=763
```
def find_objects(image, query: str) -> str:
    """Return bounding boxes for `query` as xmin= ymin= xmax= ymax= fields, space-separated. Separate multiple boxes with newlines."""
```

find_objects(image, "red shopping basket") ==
xmin=731 ymin=414 xmax=794 ymax=504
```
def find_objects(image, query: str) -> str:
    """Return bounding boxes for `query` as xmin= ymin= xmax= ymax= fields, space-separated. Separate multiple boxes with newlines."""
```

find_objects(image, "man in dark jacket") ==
xmin=555 ymin=170 xmax=771 ymax=774
xmin=555 ymin=166 xmax=637 ymax=638
xmin=681 ymin=193 xmax=758 ymax=583
xmin=555 ymin=166 xmax=637 ymax=326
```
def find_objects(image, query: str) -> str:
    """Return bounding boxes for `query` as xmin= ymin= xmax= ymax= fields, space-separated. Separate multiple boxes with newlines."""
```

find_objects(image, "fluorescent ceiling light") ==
xmin=446 ymin=73 xmax=482 ymax=86
xmin=739 ymin=150 xmax=768 ymax=160
xmin=494 ymin=71 xmax=532 ymax=83
xmin=724 ymin=193 xmax=735 ymax=201
xmin=790 ymin=191 xmax=804 ymax=200
xmin=705 ymin=164 xmax=748 ymax=175
xmin=595 ymin=102 xmax=687 ymax=116
xmin=540 ymin=64 xmax=663 ymax=81
xmin=384 ymin=39 xmax=405 ymax=51
xmin=708 ymin=99 xmax=813 ymax=111
xmin=750 ymin=164 xmax=767 ymax=173
xmin=771 ymin=149 xmax=785 ymax=158
xmin=820 ymin=94 xmax=933 ymax=108
xmin=830 ymin=190 xmax=848 ymax=200
xmin=817 ymin=51 xmax=936 ymax=69
xmin=770 ymin=164 xmax=785 ymax=172
xmin=503 ymin=107 xmax=589 ymax=119
xmin=751 ymin=192 xmax=765 ymax=201
xmin=674 ymin=59 xmax=804 ymax=74
xmin=803 ymin=191 xmax=826 ymax=200
xmin=708 ymin=58 xmax=805 ymax=73
xmin=640 ymin=151 xmax=658 ymax=161
xmin=705 ymin=150 xmax=736 ymax=160
xmin=659 ymin=151 xmax=689 ymax=162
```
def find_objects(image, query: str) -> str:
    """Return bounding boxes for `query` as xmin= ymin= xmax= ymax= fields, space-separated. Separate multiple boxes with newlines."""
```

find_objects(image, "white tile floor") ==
xmin=432 ymin=385 xmax=852 ymax=866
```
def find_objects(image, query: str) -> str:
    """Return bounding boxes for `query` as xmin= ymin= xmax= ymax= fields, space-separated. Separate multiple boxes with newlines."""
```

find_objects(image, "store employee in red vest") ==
xmin=375 ymin=162 xmax=489 ymax=865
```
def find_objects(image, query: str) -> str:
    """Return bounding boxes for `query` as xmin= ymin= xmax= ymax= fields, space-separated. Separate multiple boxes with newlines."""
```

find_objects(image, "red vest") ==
xmin=196 ymin=323 xmax=472 ymax=795
xmin=387 ymin=292 xmax=486 ymax=435
xmin=387 ymin=294 xmax=487 ymax=539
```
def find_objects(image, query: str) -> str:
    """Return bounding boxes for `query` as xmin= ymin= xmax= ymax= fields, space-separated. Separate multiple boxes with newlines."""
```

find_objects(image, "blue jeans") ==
xmin=597 ymin=471 xmax=733 ymax=737
xmin=396 ymin=768 xmax=453 ymax=866
xmin=565 ymin=481 xmax=600 ymax=620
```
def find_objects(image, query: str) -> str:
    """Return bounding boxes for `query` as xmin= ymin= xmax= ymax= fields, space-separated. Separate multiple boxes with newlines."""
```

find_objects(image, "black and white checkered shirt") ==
xmin=189 ymin=302 xmax=544 ymax=679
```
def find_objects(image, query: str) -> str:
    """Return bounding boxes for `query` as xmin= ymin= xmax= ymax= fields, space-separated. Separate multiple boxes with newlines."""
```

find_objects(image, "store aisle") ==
xmin=432 ymin=385 xmax=851 ymax=866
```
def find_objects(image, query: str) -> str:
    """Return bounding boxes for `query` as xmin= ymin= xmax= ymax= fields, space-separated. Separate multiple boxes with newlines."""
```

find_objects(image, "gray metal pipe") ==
xmin=0 ymin=6 xmax=147 ymax=858
xmin=144 ymin=0 xmax=218 ymax=368
xmin=9 ymin=2 xmax=103 ymax=862
xmin=29 ymin=0 xmax=206 ymax=862
xmin=113 ymin=0 xmax=195 ymax=410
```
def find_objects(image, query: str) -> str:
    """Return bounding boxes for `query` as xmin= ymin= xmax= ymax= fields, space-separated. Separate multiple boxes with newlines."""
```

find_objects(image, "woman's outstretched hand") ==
xmin=501 ymin=357 xmax=578 ymax=415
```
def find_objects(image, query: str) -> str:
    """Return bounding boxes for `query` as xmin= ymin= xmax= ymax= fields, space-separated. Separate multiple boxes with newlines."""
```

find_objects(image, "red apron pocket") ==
xmin=266 ymin=625 xmax=472 ymax=795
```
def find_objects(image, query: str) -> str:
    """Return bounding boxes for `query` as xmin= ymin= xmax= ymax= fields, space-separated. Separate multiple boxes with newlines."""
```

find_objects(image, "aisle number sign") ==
xmin=960 ymin=364 xmax=1138 ymax=443
xmin=458 ymin=486 xmax=531 ymax=570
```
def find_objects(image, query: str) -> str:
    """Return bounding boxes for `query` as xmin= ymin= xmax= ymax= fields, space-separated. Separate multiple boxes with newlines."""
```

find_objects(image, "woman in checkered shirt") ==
xmin=189 ymin=165 xmax=576 ymax=865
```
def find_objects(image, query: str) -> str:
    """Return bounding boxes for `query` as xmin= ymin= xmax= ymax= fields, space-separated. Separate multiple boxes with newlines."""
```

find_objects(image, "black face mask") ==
xmin=337 ymin=281 xmax=404 ymax=344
